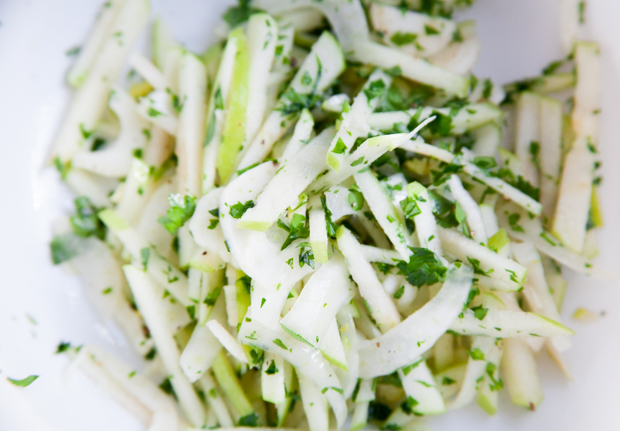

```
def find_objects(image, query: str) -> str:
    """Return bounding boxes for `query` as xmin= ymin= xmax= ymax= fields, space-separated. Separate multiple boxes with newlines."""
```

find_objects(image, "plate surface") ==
xmin=1 ymin=0 xmax=619 ymax=430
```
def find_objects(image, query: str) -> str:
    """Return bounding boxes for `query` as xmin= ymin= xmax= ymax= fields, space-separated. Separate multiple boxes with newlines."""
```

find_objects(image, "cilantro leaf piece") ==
xmin=273 ymin=339 xmax=288 ymax=350
xmin=321 ymin=196 xmax=338 ymax=238
xmin=158 ymin=194 xmax=197 ymax=234
xmin=426 ymin=111 xmax=453 ymax=136
xmin=238 ymin=413 xmax=259 ymax=426
xmin=297 ymin=242 xmax=315 ymax=269
xmin=50 ymin=233 xmax=82 ymax=265
xmin=281 ymin=214 xmax=309 ymax=250
xmin=385 ymin=66 xmax=402 ymax=77
xmin=364 ymin=79 xmax=387 ymax=101
xmin=424 ymin=24 xmax=440 ymax=35
xmin=265 ymin=360 xmax=278 ymax=375
xmin=56 ymin=342 xmax=72 ymax=354
xmin=508 ymin=213 xmax=525 ymax=233
xmin=369 ymin=401 xmax=393 ymax=421
xmin=7 ymin=375 xmax=38 ymax=388
xmin=229 ymin=200 xmax=255 ymax=219
xmin=396 ymin=247 xmax=447 ymax=287
xmin=332 ymin=137 xmax=347 ymax=154
xmin=465 ymin=287 xmax=480 ymax=308
xmin=469 ymin=348 xmax=485 ymax=360
xmin=276 ymin=88 xmax=323 ymax=116
xmin=466 ymin=257 xmax=492 ymax=276
xmin=204 ymin=285 xmax=223 ymax=306
xmin=471 ymin=304 xmax=489 ymax=320
xmin=401 ymin=396 xmax=419 ymax=414
xmin=390 ymin=32 xmax=418 ymax=46
xmin=222 ymin=0 xmax=260 ymax=28
xmin=348 ymin=189 xmax=365 ymax=210
xmin=70 ymin=196 xmax=105 ymax=239
xmin=159 ymin=377 xmax=177 ymax=398
xmin=472 ymin=156 xmax=497 ymax=171
xmin=431 ymin=163 xmax=463 ymax=186
xmin=400 ymin=196 xmax=421 ymax=219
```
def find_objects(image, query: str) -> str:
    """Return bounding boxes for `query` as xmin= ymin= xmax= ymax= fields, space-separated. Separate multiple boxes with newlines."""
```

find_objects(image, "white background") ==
xmin=0 ymin=0 xmax=619 ymax=430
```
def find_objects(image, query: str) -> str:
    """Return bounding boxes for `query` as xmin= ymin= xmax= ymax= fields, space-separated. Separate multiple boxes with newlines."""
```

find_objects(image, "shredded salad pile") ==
xmin=48 ymin=0 xmax=604 ymax=430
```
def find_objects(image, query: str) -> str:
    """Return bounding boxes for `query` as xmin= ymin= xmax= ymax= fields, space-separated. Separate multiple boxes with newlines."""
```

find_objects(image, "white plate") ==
xmin=1 ymin=0 xmax=619 ymax=430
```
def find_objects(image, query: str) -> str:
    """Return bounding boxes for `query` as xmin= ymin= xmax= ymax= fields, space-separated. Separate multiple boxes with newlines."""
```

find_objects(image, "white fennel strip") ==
xmin=398 ymin=360 xmax=446 ymax=415
xmin=437 ymin=226 xmax=526 ymax=290
xmin=552 ymin=41 xmax=600 ymax=252
xmin=66 ymin=0 xmax=125 ymax=87
xmin=129 ymin=52 xmax=169 ymax=91
xmin=298 ymin=372 xmax=330 ymax=431
xmin=279 ymin=255 xmax=352 ymax=347
xmin=407 ymin=182 xmax=442 ymax=256
xmin=202 ymin=33 xmax=238 ymax=194
xmin=261 ymin=352 xmax=286 ymax=404
xmin=355 ymin=169 xmax=411 ymax=260
xmin=237 ymin=31 xmax=345 ymax=171
xmin=538 ymin=96 xmax=563 ymax=225
xmin=318 ymin=318 xmax=348 ymax=371
xmin=514 ymin=92 xmax=541 ymax=186
xmin=496 ymin=203 xmax=611 ymax=279
xmin=358 ymin=264 xmax=472 ymax=378
xmin=448 ymin=175 xmax=488 ymax=245
xmin=206 ymin=320 xmax=248 ymax=364
xmin=337 ymin=226 xmax=401 ymax=332
xmin=281 ymin=109 xmax=314 ymax=163
xmin=176 ymin=51 xmax=207 ymax=197
xmin=52 ymin=0 xmax=149 ymax=163
xmin=448 ymin=336 xmax=498 ymax=410
xmin=369 ymin=3 xmax=456 ymax=57
xmin=99 ymin=209 xmax=191 ymax=307
xmin=124 ymin=266 xmax=206 ymax=427
xmin=367 ymin=103 xmax=502 ymax=135
xmin=238 ymin=313 xmax=348 ymax=428
xmin=326 ymin=69 xmax=392 ymax=171
xmin=511 ymin=241 xmax=571 ymax=352
xmin=244 ymin=13 xmax=279 ymax=146
xmin=310 ymin=118 xmax=436 ymax=193
xmin=72 ymin=88 xmax=149 ymax=178
xmin=308 ymin=194 xmax=329 ymax=264
xmin=450 ymin=309 xmax=574 ymax=338
xmin=502 ymin=337 xmax=544 ymax=409
xmin=237 ymin=127 xmax=334 ymax=231
xmin=179 ymin=298 xmax=226 ymax=383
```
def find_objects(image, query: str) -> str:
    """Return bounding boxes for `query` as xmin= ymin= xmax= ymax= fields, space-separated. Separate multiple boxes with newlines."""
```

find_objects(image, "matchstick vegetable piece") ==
xmin=358 ymin=264 xmax=473 ymax=378
xmin=552 ymin=42 xmax=600 ymax=252
xmin=52 ymin=0 xmax=150 ymax=163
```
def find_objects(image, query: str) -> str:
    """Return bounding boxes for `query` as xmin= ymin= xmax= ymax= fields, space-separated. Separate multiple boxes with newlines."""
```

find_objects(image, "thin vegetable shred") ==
xmin=49 ymin=0 xmax=603 ymax=430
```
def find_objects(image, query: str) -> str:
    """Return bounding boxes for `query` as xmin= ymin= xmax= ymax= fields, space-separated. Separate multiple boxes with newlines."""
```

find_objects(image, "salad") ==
xmin=48 ymin=0 xmax=604 ymax=430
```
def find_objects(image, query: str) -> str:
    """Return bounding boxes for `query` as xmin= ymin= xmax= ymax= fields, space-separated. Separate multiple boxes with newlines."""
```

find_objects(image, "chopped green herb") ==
xmin=273 ymin=339 xmax=288 ymax=350
xmin=424 ymin=24 xmax=440 ymax=35
xmin=364 ymin=79 xmax=387 ymax=101
xmin=70 ymin=197 xmax=105 ymax=239
xmin=281 ymin=214 xmax=309 ymax=250
xmin=7 ymin=375 xmax=39 ymax=388
xmin=297 ymin=242 xmax=315 ymax=269
xmin=469 ymin=348 xmax=485 ymax=360
xmin=50 ymin=234 xmax=81 ymax=265
xmin=471 ymin=304 xmax=489 ymax=320
xmin=396 ymin=247 xmax=447 ymax=287
xmin=390 ymin=32 xmax=418 ymax=46
xmin=229 ymin=200 xmax=255 ymax=219
xmin=265 ymin=360 xmax=278 ymax=375
xmin=400 ymin=196 xmax=421 ymax=219
xmin=348 ymin=189 xmax=365 ymax=210
xmin=158 ymin=194 xmax=197 ymax=234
